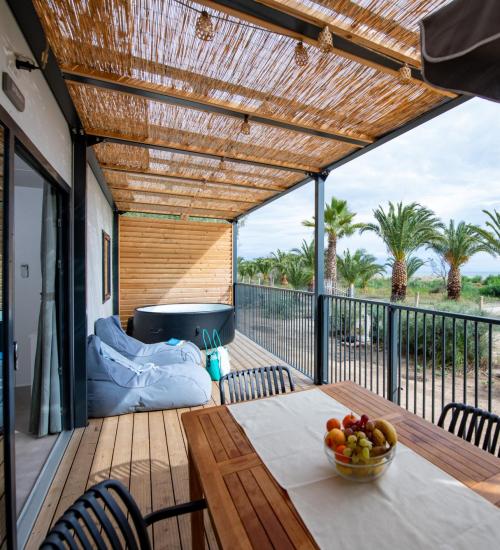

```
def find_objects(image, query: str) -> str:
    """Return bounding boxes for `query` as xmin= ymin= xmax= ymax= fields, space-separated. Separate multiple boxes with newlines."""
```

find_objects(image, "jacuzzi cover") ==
xmin=95 ymin=315 xmax=202 ymax=366
xmin=87 ymin=336 xmax=212 ymax=417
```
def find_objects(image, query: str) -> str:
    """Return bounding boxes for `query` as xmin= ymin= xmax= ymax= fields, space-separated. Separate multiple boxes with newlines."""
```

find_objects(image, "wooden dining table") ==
xmin=181 ymin=381 xmax=500 ymax=549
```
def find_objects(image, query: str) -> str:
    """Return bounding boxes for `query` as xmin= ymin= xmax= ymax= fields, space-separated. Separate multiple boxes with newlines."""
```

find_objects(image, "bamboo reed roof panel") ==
xmin=35 ymin=0 xmax=447 ymax=143
xmin=258 ymin=1 xmax=449 ymax=64
xmin=93 ymin=143 xmax=302 ymax=190
xmin=104 ymin=170 xmax=276 ymax=203
xmin=67 ymin=82 xmax=356 ymax=172
xmin=32 ymin=0 xmax=461 ymax=220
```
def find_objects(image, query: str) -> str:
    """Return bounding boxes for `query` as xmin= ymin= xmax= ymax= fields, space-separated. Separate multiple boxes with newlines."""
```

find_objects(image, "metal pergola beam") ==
xmin=209 ymin=0 xmax=424 ymax=81
xmin=88 ymin=134 xmax=309 ymax=174
xmin=63 ymin=72 xmax=368 ymax=147
xmin=235 ymin=94 xmax=470 ymax=220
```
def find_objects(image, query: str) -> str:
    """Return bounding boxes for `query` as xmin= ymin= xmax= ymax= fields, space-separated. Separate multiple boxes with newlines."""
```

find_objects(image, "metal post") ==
xmin=314 ymin=172 xmax=328 ymax=385
xmin=112 ymin=210 xmax=120 ymax=315
xmin=232 ymin=220 xmax=238 ymax=324
xmin=387 ymin=305 xmax=400 ymax=403
xmin=73 ymin=134 xmax=88 ymax=427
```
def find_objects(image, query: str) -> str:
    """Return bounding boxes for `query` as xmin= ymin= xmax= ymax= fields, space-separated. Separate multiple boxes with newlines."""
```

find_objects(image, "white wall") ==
xmin=86 ymin=165 xmax=114 ymax=335
xmin=13 ymin=178 xmax=43 ymax=387
xmin=0 ymin=0 xmax=72 ymax=184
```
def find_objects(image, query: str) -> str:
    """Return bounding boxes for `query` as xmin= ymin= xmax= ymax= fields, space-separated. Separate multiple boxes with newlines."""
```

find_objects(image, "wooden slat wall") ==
xmin=119 ymin=216 xmax=233 ymax=324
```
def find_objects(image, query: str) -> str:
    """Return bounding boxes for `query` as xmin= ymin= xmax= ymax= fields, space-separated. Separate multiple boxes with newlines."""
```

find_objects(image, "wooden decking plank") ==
xmin=51 ymin=418 xmax=103 ymax=523
xmin=88 ymin=416 xmax=119 ymax=487
xmin=149 ymin=410 xmax=182 ymax=550
xmin=164 ymin=409 xmax=192 ymax=549
xmin=130 ymin=413 xmax=153 ymax=540
xmin=25 ymin=428 xmax=85 ymax=550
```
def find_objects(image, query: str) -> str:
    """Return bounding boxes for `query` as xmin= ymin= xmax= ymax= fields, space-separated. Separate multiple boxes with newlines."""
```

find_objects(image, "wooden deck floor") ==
xmin=26 ymin=332 xmax=313 ymax=549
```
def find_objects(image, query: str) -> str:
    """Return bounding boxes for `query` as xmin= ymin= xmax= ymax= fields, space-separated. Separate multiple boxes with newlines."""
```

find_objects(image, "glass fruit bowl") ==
xmin=324 ymin=439 xmax=396 ymax=482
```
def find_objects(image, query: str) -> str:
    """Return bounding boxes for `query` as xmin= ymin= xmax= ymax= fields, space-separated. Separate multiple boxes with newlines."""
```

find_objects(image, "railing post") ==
xmin=232 ymin=220 xmax=238 ymax=325
xmin=314 ymin=172 xmax=327 ymax=385
xmin=387 ymin=305 xmax=400 ymax=403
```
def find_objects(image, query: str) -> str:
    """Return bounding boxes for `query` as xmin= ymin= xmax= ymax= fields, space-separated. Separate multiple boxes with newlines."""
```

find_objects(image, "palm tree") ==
xmin=271 ymin=249 xmax=292 ymax=285
xmin=292 ymin=239 xmax=315 ymax=290
xmin=386 ymin=255 xmax=425 ymax=282
xmin=284 ymin=260 xmax=313 ymax=290
xmin=253 ymin=257 xmax=273 ymax=284
xmin=241 ymin=259 xmax=259 ymax=284
xmin=338 ymin=249 xmax=385 ymax=293
xmin=362 ymin=202 xmax=442 ymax=301
xmin=303 ymin=197 xmax=363 ymax=288
xmin=474 ymin=209 xmax=500 ymax=256
xmin=432 ymin=220 xmax=489 ymax=300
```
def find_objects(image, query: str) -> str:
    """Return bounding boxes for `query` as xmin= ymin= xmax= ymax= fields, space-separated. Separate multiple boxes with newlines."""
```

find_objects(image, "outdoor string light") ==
xmin=294 ymin=41 xmax=309 ymax=67
xmin=195 ymin=10 xmax=214 ymax=41
xmin=240 ymin=114 xmax=251 ymax=135
xmin=318 ymin=25 xmax=333 ymax=53
xmin=399 ymin=63 xmax=412 ymax=83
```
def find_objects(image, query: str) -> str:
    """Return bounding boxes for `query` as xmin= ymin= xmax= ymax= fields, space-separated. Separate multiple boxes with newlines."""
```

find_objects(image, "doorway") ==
xmin=13 ymin=153 xmax=64 ymax=512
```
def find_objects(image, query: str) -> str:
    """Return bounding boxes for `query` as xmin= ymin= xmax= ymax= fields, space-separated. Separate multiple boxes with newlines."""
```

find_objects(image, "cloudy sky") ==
xmin=238 ymin=98 xmax=500 ymax=276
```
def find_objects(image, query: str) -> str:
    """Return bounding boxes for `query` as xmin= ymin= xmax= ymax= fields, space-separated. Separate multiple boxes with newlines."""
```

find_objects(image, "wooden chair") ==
xmin=438 ymin=402 xmax=500 ymax=457
xmin=40 ymin=479 xmax=206 ymax=549
xmin=219 ymin=365 xmax=295 ymax=405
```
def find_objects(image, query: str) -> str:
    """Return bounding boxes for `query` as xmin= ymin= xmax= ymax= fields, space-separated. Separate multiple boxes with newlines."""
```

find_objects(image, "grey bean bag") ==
xmin=95 ymin=315 xmax=203 ymax=367
xmin=87 ymin=336 xmax=212 ymax=417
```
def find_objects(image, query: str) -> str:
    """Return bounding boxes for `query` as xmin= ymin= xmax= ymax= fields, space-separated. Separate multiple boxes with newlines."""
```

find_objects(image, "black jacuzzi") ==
xmin=131 ymin=303 xmax=235 ymax=348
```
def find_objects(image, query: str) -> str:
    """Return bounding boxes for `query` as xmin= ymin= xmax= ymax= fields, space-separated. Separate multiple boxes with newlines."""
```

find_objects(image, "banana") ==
xmin=372 ymin=428 xmax=386 ymax=447
xmin=374 ymin=419 xmax=398 ymax=446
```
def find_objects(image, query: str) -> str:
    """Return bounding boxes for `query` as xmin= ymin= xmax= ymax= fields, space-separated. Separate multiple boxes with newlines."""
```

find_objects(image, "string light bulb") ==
xmin=318 ymin=26 xmax=333 ymax=53
xmin=195 ymin=10 xmax=214 ymax=41
xmin=240 ymin=114 xmax=251 ymax=135
xmin=294 ymin=41 xmax=309 ymax=67
xmin=399 ymin=63 xmax=412 ymax=83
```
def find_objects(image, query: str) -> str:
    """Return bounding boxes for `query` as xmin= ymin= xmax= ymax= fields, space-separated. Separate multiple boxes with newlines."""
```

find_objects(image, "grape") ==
xmin=347 ymin=435 xmax=357 ymax=445
xmin=359 ymin=438 xmax=370 ymax=448
xmin=347 ymin=441 xmax=357 ymax=450
xmin=344 ymin=428 xmax=354 ymax=437
xmin=356 ymin=431 xmax=366 ymax=439
xmin=365 ymin=421 xmax=375 ymax=432
xmin=361 ymin=447 xmax=370 ymax=460
xmin=343 ymin=447 xmax=353 ymax=457
xmin=360 ymin=414 xmax=369 ymax=427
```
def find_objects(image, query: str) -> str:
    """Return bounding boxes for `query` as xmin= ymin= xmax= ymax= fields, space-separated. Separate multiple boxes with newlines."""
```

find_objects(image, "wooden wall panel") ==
xmin=119 ymin=216 xmax=233 ymax=324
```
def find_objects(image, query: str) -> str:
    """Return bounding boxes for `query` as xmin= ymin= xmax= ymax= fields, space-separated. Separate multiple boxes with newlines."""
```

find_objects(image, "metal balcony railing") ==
xmin=235 ymin=283 xmax=500 ymax=423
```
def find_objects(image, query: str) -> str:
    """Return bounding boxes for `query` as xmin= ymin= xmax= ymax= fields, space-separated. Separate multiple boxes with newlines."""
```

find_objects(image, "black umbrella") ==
xmin=420 ymin=0 xmax=500 ymax=102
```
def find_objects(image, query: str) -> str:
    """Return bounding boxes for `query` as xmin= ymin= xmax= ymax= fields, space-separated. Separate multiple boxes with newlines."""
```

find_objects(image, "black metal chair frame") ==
xmin=219 ymin=365 xmax=295 ymax=405
xmin=438 ymin=402 xmax=500 ymax=457
xmin=41 ymin=479 xmax=206 ymax=549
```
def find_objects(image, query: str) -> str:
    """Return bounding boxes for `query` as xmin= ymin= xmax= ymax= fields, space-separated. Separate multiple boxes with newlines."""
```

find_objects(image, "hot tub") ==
xmin=131 ymin=303 xmax=235 ymax=348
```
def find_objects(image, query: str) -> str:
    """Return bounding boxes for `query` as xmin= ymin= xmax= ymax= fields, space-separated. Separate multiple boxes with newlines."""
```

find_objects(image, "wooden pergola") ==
xmin=31 ymin=0 xmax=467 ymax=222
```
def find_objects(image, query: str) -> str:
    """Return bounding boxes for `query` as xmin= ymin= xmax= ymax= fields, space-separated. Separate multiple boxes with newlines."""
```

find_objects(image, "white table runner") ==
xmin=229 ymin=389 xmax=500 ymax=550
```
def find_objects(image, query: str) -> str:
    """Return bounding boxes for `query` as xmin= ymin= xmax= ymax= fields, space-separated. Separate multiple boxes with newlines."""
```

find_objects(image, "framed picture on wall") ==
xmin=102 ymin=231 xmax=111 ymax=303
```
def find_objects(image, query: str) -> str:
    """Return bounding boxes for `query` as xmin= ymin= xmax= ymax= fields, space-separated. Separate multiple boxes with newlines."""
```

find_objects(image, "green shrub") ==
xmin=480 ymin=283 xmax=500 ymax=297
xmin=368 ymin=302 xmax=492 ymax=373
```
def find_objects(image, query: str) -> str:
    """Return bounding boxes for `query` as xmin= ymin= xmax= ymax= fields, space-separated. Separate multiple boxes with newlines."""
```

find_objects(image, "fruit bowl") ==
xmin=323 ymin=413 xmax=398 ymax=483
xmin=324 ymin=439 xmax=396 ymax=482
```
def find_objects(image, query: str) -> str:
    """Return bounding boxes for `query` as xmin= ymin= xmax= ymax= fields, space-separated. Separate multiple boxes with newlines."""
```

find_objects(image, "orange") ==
xmin=326 ymin=418 xmax=341 ymax=431
xmin=335 ymin=445 xmax=350 ymax=464
xmin=324 ymin=432 xmax=337 ymax=449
